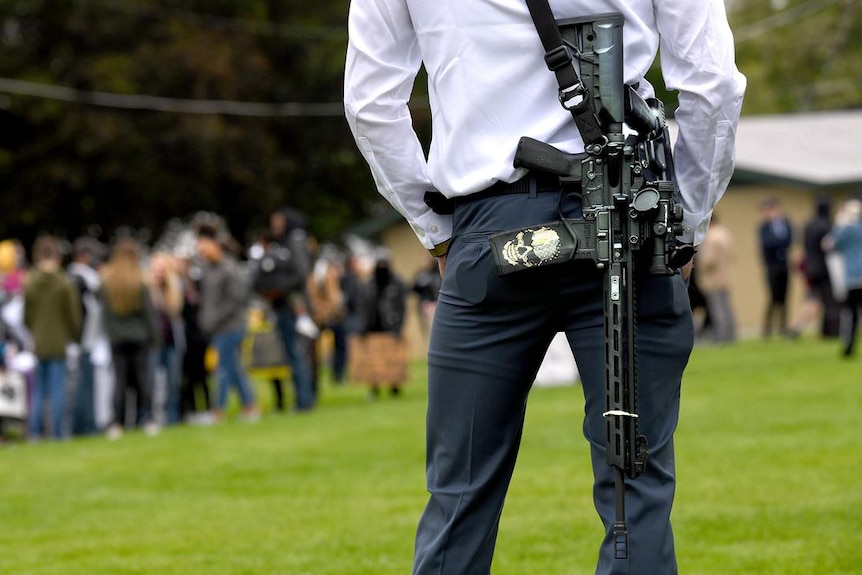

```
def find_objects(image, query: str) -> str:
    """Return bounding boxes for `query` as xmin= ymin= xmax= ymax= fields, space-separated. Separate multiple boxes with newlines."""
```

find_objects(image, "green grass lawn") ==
xmin=1 ymin=337 xmax=860 ymax=574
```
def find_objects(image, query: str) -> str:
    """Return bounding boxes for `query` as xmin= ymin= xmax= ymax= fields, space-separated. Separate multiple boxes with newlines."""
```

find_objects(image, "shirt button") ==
xmin=430 ymin=225 xmax=439 ymax=233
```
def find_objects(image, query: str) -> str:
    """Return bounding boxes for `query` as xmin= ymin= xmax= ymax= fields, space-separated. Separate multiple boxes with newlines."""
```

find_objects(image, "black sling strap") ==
xmin=523 ymin=0 xmax=606 ymax=147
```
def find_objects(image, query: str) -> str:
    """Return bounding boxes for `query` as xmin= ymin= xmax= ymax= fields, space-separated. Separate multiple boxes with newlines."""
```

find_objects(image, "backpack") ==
xmin=375 ymin=279 xmax=407 ymax=334
xmin=251 ymin=230 xmax=310 ymax=300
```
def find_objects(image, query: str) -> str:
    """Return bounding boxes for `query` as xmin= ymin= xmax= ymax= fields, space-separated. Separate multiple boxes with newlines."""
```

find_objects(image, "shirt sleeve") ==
xmin=654 ymin=0 xmax=747 ymax=245
xmin=343 ymin=0 xmax=453 ymax=252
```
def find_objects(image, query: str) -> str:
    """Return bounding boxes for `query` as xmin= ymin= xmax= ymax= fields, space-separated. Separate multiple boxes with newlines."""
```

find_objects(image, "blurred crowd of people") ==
xmin=6 ymin=193 xmax=858 ymax=443
xmin=690 ymin=195 xmax=862 ymax=356
xmin=0 ymin=208 xmax=442 ymax=444
xmin=756 ymin=196 xmax=862 ymax=357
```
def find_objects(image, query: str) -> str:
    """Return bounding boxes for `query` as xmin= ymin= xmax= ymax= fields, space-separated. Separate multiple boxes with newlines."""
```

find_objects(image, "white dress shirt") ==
xmin=344 ymin=0 xmax=746 ymax=249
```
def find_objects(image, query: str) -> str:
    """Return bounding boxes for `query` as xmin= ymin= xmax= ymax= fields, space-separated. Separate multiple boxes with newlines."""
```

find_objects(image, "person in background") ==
xmin=306 ymin=244 xmax=348 ymax=389
xmin=0 ymin=239 xmax=26 ymax=296
xmin=24 ymin=235 xmax=81 ymax=440
xmin=695 ymin=215 xmax=736 ymax=344
xmin=824 ymin=199 xmax=862 ymax=358
xmin=196 ymin=222 xmax=260 ymax=422
xmin=148 ymin=252 xmax=185 ymax=425
xmin=250 ymin=208 xmax=316 ymax=412
xmin=359 ymin=251 xmax=408 ymax=399
xmin=789 ymin=197 xmax=841 ymax=338
xmin=177 ymin=256 xmax=212 ymax=422
xmin=101 ymin=238 xmax=160 ymax=439
xmin=1 ymin=239 xmax=32 ymax=442
xmin=338 ymin=251 xmax=370 ymax=384
xmin=0 ymin=239 xmax=32 ymax=352
xmin=686 ymin=266 xmax=711 ymax=341
xmin=411 ymin=254 xmax=442 ymax=347
xmin=758 ymin=197 xmax=794 ymax=338
xmin=0 ymin=240 xmax=27 ymax=304
xmin=67 ymin=236 xmax=107 ymax=436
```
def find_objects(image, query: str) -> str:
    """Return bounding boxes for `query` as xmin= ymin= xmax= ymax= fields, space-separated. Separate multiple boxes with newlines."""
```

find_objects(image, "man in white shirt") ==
xmin=345 ymin=1 xmax=745 ymax=573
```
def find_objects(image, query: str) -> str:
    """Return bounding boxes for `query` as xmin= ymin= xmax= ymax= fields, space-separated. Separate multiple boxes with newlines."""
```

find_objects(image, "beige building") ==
xmin=718 ymin=111 xmax=862 ymax=337
xmin=353 ymin=111 xmax=862 ymax=357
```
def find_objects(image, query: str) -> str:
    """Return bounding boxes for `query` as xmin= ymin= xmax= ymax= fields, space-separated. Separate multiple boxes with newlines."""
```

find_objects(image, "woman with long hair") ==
xmin=148 ymin=252 xmax=185 ymax=425
xmin=101 ymin=238 xmax=159 ymax=439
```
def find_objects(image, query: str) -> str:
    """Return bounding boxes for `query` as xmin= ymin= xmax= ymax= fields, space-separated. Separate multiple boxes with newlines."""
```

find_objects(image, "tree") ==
xmin=5 ymin=0 xmax=854 ymax=253
xmin=729 ymin=0 xmax=862 ymax=113
xmin=0 ymin=0 xmax=385 ymax=248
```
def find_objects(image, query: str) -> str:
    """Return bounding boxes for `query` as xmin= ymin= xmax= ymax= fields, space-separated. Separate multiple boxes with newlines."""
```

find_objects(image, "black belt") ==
xmin=424 ymin=172 xmax=561 ymax=215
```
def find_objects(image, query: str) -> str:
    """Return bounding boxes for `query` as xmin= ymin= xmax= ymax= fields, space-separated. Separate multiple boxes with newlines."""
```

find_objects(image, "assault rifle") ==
xmin=512 ymin=13 xmax=691 ymax=559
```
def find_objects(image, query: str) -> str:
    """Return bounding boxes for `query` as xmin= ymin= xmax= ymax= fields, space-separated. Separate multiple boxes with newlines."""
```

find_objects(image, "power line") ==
xmin=0 ymin=1 xmax=847 ymax=116
xmin=0 ymin=77 xmax=345 ymax=117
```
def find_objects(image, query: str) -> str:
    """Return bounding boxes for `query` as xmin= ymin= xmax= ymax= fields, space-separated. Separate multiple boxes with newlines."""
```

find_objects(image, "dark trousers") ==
xmin=329 ymin=321 xmax=348 ymax=383
xmin=763 ymin=262 xmax=789 ymax=336
xmin=181 ymin=337 xmax=211 ymax=415
xmin=840 ymin=287 xmax=862 ymax=356
xmin=812 ymin=276 xmax=841 ymax=338
xmin=412 ymin=191 xmax=693 ymax=575
xmin=28 ymin=358 xmax=67 ymax=439
xmin=111 ymin=342 xmax=152 ymax=427
xmin=71 ymin=351 xmax=97 ymax=435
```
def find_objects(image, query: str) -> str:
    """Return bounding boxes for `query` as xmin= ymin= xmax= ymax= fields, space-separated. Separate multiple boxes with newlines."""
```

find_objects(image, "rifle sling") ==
xmin=523 ymin=0 xmax=606 ymax=147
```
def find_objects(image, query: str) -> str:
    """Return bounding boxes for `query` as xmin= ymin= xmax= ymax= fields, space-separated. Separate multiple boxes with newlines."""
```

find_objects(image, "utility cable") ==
xmin=0 ymin=77 xmax=345 ymax=117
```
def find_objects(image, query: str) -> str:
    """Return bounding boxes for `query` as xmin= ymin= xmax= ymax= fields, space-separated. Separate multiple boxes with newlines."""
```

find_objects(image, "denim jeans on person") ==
xmin=328 ymin=320 xmax=348 ymax=383
xmin=71 ymin=351 xmax=97 ymax=436
xmin=210 ymin=329 xmax=255 ymax=410
xmin=840 ymin=287 xmax=862 ymax=356
xmin=151 ymin=344 xmax=183 ymax=424
xmin=273 ymin=305 xmax=315 ymax=410
xmin=28 ymin=358 xmax=67 ymax=439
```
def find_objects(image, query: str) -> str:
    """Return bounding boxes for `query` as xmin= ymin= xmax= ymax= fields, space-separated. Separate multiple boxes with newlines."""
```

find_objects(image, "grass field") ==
xmin=1 ymin=337 xmax=860 ymax=574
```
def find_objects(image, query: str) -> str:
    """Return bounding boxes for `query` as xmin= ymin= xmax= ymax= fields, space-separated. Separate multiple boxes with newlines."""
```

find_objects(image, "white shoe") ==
xmin=144 ymin=422 xmax=161 ymax=437
xmin=106 ymin=425 xmax=123 ymax=441
xmin=240 ymin=407 xmax=261 ymax=423
xmin=186 ymin=411 xmax=216 ymax=426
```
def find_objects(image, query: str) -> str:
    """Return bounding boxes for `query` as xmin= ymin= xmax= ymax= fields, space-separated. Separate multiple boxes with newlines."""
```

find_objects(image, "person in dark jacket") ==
xmin=758 ymin=197 xmax=794 ymax=338
xmin=24 ymin=235 xmax=81 ymax=440
xmin=800 ymin=198 xmax=841 ymax=337
xmin=359 ymin=251 xmax=408 ymax=398
xmin=197 ymin=223 xmax=259 ymax=421
xmin=250 ymin=208 xmax=316 ymax=412
xmin=411 ymin=255 xmax=442 ymax=346
xmin=101 ymin=238 xmax=159 ymax=439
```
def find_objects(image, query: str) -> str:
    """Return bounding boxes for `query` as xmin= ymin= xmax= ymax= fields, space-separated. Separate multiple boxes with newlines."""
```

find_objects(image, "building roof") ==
xmin=730 ymin=110 xmax=862 ymax=189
